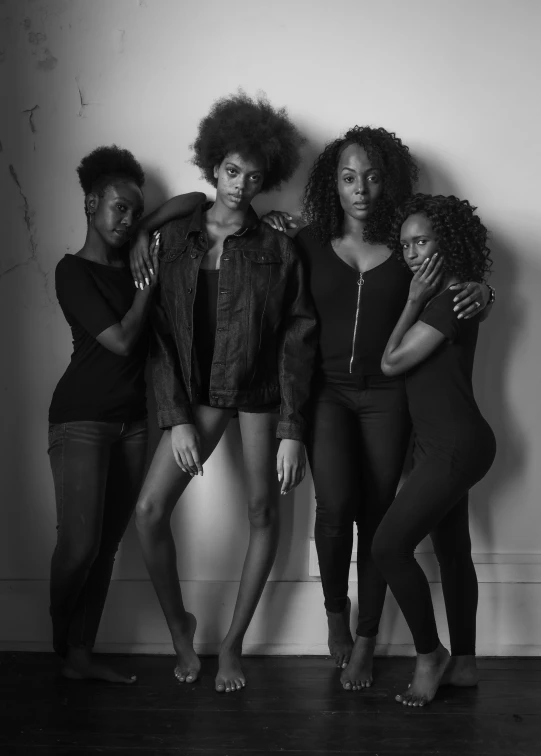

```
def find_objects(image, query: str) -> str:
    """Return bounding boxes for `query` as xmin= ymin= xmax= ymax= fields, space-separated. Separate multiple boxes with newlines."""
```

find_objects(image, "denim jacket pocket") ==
xmin=242 ymin=247 xmax=282 ymax=265
xmin=159 ymin=242 xmax=189 ymax=264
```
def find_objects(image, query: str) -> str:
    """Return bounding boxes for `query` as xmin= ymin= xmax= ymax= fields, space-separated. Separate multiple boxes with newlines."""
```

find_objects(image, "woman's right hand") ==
xmin=171 ymin=423 xmax=203 ymax=476
xmin=131 ymin=230 xmax=159 ymax=290
xmin=261 ymin=210 xmax=297 ymax=233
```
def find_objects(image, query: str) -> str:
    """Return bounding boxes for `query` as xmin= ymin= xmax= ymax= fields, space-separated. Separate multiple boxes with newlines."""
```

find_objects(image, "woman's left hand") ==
xmin=450 ymin=281 xmax=489 ymax=319
xmin=277 ymin=439 xmax=306 ymax=495
xmin=408 ymin=254 xmax=444 ymax=305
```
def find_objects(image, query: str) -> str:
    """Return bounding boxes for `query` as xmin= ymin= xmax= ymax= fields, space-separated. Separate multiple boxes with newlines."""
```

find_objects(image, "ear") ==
xmin=85 ymin=192 xmax=99 ymax=216
xmin=213 ymin=164 xmax=220 ymax=180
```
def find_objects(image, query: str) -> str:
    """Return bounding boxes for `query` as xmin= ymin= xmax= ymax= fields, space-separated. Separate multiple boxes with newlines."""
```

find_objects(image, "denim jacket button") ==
xmin=191 ymin=253 xmax=198 ymax=259
xmin=187 ymin=287 xmax=193 ymax=294
xmin=222 ymin=257 xmax=230 ymax=262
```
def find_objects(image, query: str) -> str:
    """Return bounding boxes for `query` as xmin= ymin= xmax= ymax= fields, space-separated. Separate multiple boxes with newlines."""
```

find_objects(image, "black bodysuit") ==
xmin=372 ymin=288 xmax=496 ymax=654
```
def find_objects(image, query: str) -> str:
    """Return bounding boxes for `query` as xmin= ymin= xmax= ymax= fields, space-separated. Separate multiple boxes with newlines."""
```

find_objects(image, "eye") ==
xmin=117 ymin=203 xmax=127 ymax=212
xmin=227 ymin=168 xmax=238 ymax=176
xmin=367 ymin=174 xmax=380 ymax=183
xmin=250 ymin=174 xmax=262 ymax=183
xmin=343 ymin=175 xmax=354 ymax=183
xmin=417 ymin=239 xmax=427 ymax=246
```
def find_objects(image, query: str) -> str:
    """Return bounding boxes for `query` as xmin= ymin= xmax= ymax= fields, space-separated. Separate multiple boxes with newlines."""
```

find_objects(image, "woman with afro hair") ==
xmin=131 ymin=93 xmax=316 ymax=693
xmin=376 ymin=194 xmax=496 ymax=706
xmin=48 ymin=146 xmax=202 ymax=683
xmin=264 ymin=127 xmax=494 ymax=692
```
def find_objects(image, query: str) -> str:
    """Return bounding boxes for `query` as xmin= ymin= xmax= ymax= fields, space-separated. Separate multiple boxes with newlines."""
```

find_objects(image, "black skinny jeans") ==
xmin=48 ymin=419 xmax=147 ymax=657
xmin=372 ymin=437 xmax=496 ymax=655
xmin=307 ymin=376 xmax=411 ymax=637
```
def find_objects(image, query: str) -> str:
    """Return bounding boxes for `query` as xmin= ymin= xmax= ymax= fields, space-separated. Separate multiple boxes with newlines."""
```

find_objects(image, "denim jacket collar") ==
xmin=185 ymin=201 xmax=260 ymax=240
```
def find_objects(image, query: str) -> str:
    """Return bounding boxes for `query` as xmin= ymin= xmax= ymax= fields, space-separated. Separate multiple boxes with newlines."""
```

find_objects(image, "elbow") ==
xmin=380 ymin=356 xmax=399 ymax=377
xmin=111 ymin=337 xmax=133 ymax=357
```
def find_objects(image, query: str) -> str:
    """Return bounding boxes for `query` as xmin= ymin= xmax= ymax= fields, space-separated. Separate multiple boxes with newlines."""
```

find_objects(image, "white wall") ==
xmin=1 ymin=0 xmax=541 ymax=655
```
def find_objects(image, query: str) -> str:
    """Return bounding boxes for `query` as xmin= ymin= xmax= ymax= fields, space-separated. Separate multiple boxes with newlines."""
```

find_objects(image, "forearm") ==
xmin=118 ymin=288 xmax=153 ymax=350
xmin=139 ymin=193 xmax=206 ymax=233
xmin=381 ymin=299 xmax=423 ymax=372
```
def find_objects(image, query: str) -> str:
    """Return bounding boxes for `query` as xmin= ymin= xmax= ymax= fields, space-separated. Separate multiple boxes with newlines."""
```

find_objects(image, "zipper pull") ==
xmin=358 ymin=273 xmax=364 ymax=286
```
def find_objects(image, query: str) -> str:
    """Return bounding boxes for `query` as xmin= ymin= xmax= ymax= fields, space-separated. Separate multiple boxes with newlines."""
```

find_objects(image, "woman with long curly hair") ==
xmin=268 ymin=127 xmax=493 ymax=692
xmin=132 ymin=93 xmax=316 ymax=693
xmin=376 ymin=194 xmax=496 ymax=706
xmin=48 ymin=146 xmax=202 ymax=683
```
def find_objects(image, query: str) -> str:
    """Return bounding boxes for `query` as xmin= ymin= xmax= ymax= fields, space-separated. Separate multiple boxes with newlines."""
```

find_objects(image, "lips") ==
xmin=229 ymin=195 xmax=243 ymax=203
xmin=353 ymin=202 xmax=370 ymax=210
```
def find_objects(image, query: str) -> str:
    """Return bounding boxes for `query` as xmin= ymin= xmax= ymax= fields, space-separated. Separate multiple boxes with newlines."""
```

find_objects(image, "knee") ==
xmin=314 ymin=497 xmax=353 ymax=538
xmin=247 ymin=497 xmax=276 ymax=529
xmin=55 ymin=537 xmax=100 ymax=574
xmin=135 ymin=496 xmax=167 ymax=533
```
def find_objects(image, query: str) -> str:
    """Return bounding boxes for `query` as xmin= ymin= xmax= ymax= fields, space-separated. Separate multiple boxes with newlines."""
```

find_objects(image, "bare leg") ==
xmin=215 ymin=412 xmax=280 ymax=693
xmin=135 ymin=406 xmax=232 ymax=683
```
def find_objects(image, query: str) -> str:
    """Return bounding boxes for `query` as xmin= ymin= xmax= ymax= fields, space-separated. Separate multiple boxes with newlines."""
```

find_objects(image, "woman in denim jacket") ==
xmin=133 ymin=93 xmax=316 ymax=693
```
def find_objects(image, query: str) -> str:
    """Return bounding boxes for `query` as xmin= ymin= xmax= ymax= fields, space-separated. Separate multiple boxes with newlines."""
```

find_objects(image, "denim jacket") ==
xmin=151 ymin=202 xmax=317 ymax=441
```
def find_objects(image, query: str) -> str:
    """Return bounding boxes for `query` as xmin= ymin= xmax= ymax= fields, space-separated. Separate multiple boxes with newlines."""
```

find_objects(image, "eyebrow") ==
xmin=340 ymin=165 xmax=378 ymax=173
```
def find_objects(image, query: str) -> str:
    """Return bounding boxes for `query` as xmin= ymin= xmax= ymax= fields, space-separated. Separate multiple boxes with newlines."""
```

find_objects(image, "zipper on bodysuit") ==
xmin=349 ymin=272 xmax=364 ymax=374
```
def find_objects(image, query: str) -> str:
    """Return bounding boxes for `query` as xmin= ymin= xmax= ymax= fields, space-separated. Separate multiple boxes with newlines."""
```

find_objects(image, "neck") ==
xmin=208 ymin=195 xmax=249 ymax=227
xmin=341 ymin=213 xmax=368 ymax=242
xmin=439 ymin=273 xmax=459 ymax=293
xmin=80 ymin=226 xmax=120 ymax=265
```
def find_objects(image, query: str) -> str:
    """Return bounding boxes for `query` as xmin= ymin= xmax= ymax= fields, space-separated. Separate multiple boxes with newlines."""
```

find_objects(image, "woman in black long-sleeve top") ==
xmin=377 ymin=194 xmax=496 ymax=706
xmin=268 ymin=127 xmax=493 ymax=690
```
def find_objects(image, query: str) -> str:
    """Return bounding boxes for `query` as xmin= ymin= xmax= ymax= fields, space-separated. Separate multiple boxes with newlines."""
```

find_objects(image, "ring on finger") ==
xmin=474 ymin=301 xmax=481 ymax=308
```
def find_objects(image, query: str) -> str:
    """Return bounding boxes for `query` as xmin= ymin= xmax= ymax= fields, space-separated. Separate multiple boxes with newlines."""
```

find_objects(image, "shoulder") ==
xmin=158 ymin=216 xmax=193 ymax=247
xmin=55 ymin=254 xmax=89 ymax=283
xmin=255 ymin=221 xmax=299 ymax=263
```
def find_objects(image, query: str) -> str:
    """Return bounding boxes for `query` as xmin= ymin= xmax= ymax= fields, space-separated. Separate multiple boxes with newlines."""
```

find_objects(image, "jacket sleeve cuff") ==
xmin=157 ymin=405 xmax=194 ymax=429
xmin=276 ymin=420 xmax=305 ymax=442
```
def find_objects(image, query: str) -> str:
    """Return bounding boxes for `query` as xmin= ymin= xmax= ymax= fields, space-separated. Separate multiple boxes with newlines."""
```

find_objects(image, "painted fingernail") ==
xmin=145 ymin=277 xmax=149 ymax=286
xmin=149 ymin=268 xmax=154 ymax=275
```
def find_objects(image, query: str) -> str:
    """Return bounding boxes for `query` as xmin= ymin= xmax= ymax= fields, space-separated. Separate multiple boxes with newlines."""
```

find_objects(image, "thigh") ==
xmin=102 ymin=419 xmax=149 ymax=544
xmin=376 ymin=457 xmax=459 ymax=553
xmin=48 ymin=421 xmax=114 ymax=550
xmin=306 ymin=395 xmax=361 ymax=515
xmin=357 ymin=380 xmax=411 ymax=513
xmin=238 ymin=411 xmax=280 ymax=500
xmin=138 ymin=405 xmax=233 ymax=516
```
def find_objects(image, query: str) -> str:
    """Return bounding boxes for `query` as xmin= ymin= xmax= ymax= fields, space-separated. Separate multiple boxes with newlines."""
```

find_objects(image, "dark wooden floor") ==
xmin=1 ymin=653 xmax=539 ymax=756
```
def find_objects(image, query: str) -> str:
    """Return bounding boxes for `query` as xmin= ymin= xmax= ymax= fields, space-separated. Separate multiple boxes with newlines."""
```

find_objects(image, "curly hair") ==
xmin=390 ymin=194 xmax=493 ymax=282
xmin=191 ymin=91 xmax=305 ymax=192
xmin=77 ymin=145 xmax=145 ymax=196
xmin=302 ymin=126 xmax=418 ymax=245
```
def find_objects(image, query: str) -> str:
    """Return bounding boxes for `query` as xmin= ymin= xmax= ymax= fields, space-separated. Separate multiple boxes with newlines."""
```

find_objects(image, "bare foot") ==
xmin=396 ymin=643 xmax=450 ymax=707
xmin=61 ymin=648 xmax=136 ymax=684
xmin=340 ymin=635 xmax=376 ymax=690
xmin=173 ymin=612 xmax=200 ymax=684
xmin=215 ymin=643 xmax=245 ymax=693
xmin=327 ymin=598 xmax=354 ymax=668
xmin=441 ymin=654 xmax=479 ymax=687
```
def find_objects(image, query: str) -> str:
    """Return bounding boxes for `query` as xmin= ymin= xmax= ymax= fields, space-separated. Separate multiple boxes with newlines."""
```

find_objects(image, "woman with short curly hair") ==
xmin=377 ymin=194 xmax=496 ymax=706
xmin=132 ymin=92 xmax=316 ymax=693
xmin=264 ymin=127 xmax=492 ymax=692
xmin=48 ymin=146 xmax=202 ymax=683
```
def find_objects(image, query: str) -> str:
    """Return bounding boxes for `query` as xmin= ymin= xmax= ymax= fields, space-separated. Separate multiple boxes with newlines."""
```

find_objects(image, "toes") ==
xmin=215 ymin=682 xmax=226 ymax=693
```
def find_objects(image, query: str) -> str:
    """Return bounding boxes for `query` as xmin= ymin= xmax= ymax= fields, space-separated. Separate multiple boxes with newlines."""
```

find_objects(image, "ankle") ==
xmin=220 ymin=638 xmax=242 ymax=656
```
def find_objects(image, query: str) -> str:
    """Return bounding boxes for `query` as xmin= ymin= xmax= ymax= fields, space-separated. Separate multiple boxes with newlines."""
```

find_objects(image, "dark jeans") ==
xmin=48 ymin=419 xmax=148 ymax=657
xmin=307 ymin=376 xmax=411 ymax=637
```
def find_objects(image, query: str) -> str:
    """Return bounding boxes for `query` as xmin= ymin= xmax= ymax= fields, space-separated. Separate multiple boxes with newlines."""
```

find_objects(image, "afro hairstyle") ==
xmin=77 ymin=145 xmax=145 ymax=197
xmin=390 ymin=194 xmax=493 ymax=282
xmin=191 ymin=91 xmax=305 ymax=193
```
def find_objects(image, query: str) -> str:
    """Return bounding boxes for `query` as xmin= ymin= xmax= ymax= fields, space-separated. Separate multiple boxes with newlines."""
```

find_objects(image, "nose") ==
xmin=121 ymin=211 xmax=134 ymax=228
xmin=355 ymin=178 xmax=368 ymax=196
xmin=405 ymin=244 xmax=416 ymax=260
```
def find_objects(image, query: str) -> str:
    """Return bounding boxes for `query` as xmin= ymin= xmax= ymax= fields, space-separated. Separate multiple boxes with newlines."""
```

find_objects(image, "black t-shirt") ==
xmin=49 ymin=255 xmax=148 ymax=423
xmin=295 ymin=227 xmax=412 ymax=378
xmin=406 ymin=288 xmax=490 ymax=453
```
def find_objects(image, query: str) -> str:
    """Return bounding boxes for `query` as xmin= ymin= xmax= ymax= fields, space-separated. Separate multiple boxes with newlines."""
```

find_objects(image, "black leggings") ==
xmin=307 ymin=376 xmax=411 ymax=637
xmin=372 ymin=437 xmax=496 ymax=655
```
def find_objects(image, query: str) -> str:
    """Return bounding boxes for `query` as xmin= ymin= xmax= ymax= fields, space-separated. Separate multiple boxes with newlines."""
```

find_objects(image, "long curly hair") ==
xmin=191 ymin=91 xmax=305 ymax=192
xmin=302 ymin=126 xmax=418 ymax=245
xmin=390 ymin=194 xmax=493 ymax=282
xmin=77 ymin=145 xmax=145 ymax=195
